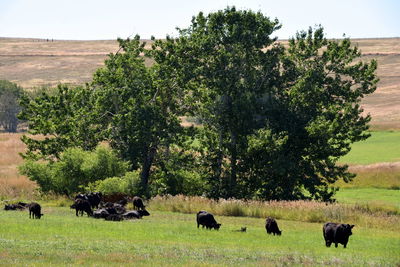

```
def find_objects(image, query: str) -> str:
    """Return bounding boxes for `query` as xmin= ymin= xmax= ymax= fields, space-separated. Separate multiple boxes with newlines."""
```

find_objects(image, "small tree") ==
xmin=0 ymin=80 xmax=23 ymax=132
xmin=18 ymin=84 xmax=102 ymax=160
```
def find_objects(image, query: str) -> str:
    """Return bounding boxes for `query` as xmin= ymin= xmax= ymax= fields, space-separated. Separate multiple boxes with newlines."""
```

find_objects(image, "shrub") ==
xmin=19 ymin=146 xmax=129 ymax=195
xmin=92 ymin=171 xmax=141 ymax=196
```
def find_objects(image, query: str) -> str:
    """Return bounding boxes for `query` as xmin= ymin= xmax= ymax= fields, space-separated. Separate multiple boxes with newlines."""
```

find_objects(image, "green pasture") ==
xmin=339 ymin=131 xmax=400 ymax=165
xmin=335 ymin=188 xmax=400 ymax=210
xmin=0 ymin=208 xmax=399 ymax=266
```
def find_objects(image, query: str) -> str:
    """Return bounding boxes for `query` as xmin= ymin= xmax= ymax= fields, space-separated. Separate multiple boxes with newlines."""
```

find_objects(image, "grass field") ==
xmin=335 ymin=187 xmax=399 ymax=208
xmin=338 ymin=131 xmax=400 ymax=165
xmin=0 ymin=208 xmax=399 ymax=266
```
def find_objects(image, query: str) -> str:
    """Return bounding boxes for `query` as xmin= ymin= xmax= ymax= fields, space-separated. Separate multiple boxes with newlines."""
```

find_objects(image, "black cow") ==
xmin=105 ymin=214 xmax=123 ymax=221
xmin=4 ymin=202 xmax=28 ymax=210
xmin=28 ymin=202 xmax=43 ymax=219
xmin=93 ymin=208 xmax=110 ymax=219
xmin=71 ymin=199 xmax=93 ymax=217
xmin=87 ymin=192 xmax=102 ymax=209
xmin=323 ymin=222 xmax=355 ymax=248
xmin=75 ymin=192 xmax=102 ymax=209
xmin=132 ymin=196 xmax=145 ymax=210
xmin=265 ymin=217 xmax=282 ymax=236
xmin=196 ymin=211 xmax=221 ymax=230
xmin=122 ymin=209 xmax=150 ymax=219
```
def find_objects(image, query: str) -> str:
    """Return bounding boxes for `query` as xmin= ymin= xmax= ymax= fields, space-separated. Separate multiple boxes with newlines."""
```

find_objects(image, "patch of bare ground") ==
xmin=348 ymin=161 xmax=400 ymax=172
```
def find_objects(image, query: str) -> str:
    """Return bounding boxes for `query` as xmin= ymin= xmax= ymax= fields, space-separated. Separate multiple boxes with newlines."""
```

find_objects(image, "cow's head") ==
xmin=214 ymin=223 xmax=222 ymax=230
xmin=342 ymin=224 xmax=355 ymax=236
xmin=139 ymin=209 xmax=150 ymax=216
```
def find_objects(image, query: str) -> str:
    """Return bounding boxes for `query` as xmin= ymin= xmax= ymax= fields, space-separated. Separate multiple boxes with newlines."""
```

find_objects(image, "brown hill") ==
xmin=0 ymin=37 xmax=399 ymax=130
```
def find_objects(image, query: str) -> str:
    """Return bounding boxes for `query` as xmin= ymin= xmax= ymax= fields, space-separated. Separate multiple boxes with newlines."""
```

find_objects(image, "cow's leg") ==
xmin=76 ymin=209 xmax=79 ymax=216
xmin=335 ymin=243 xmax=338 ymax=248
xmin=343 ymin=243 xmax=347 ymax=248
xmin=326 ymin=241 xmax=332 ymax=247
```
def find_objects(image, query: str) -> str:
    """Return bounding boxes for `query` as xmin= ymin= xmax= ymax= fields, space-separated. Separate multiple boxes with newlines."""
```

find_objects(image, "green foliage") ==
xmin=19 ymin=146 xmax=129 ymax=195
xmin=169 ymin=8 xmax=377 ymax=200
xmin=91 ymin=36 xmax=185 ymax=195
xmin=91 ymin=170 xmax=141 ymax=196
xmin=18 ymin=84 xmax=103 ymax=160
xmin=0 ymin=80 xmax=23 ymax=132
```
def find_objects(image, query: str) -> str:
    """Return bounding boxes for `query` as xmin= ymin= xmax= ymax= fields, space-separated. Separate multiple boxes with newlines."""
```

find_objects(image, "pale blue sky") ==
xmin=0 ymin=0 xmax=399 ymax=40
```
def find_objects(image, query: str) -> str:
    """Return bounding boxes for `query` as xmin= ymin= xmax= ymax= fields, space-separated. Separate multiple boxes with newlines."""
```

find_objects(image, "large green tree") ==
xmin=91 ymin=36 xmax=184 ymax=195
xmin=172 ymin=8 xmax=378 ymax=200
xmin=170 ymin=7 xmax=282 ymax=198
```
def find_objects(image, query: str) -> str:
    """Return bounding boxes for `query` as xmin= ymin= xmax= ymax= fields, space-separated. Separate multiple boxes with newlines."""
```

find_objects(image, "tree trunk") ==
xmin=140 ymin=143 xmax=158 ymax=197
xmin=229 ymin=131 xmax=237 ymax=198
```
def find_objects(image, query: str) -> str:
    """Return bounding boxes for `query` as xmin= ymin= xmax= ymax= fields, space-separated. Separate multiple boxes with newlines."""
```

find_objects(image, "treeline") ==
xmin=18 ymin=7 xmax=378 ymax=201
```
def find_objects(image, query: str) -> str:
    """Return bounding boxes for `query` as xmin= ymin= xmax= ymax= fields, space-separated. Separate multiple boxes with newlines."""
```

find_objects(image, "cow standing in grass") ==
xmin=132 ymin=196 xmax=145 ymax=210
xmin=196 ymin=211 xmax=221 ymax=230
xmin=265 ymin=217 xmax=282 ymax=236
xmin=323 ymin=222 xmax=354 ymax=248
xmin=28 ymin=202 xmax=43 ymax=219
xmin=71 ymin=199 xmax=93 ymax=217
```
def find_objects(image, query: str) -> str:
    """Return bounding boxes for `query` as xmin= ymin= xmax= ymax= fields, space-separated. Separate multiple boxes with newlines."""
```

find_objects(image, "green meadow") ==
xmin=0 ymin=208 xmax=399 ymax=266
xmin=338 ymin=131 xmax=400 ymax=165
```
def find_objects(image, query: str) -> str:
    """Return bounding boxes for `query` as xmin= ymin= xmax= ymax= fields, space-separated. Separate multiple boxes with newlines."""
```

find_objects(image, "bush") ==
xmin=19 ymin=146 xmax=129 ymax=195
xmin=92 ymin=171 xmax=141 ymax=196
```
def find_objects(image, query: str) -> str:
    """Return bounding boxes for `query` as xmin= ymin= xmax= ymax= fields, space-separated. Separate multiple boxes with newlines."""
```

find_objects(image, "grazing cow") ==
xmin=122 ymin=209 xmax=150 ymax=219
xmin=323 ymin=222 xmax=355 ymax=248
xmin=71 ymin=199 xmax=93 ymax=217
xmin=132 ymin=196 xmax=145 ymax=210
xmin=28 ymin=202 xmax=43 ymax=219
xmin=105 ymin=214 xmax=123 ymax=221
xmin=93 ymin=208 xmax=110 ymax=219
xmin=196 ymin=211 xmax=221 ymax=230
xmin=265 ymin=217 xmax=282 ymax=236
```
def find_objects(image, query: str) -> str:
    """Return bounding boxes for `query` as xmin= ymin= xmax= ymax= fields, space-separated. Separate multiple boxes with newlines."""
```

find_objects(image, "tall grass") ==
xmin=0 ymin=133 xmax=37 ymax=199
xmin=337 ymin=162 xmax=400 ymax=189
xmin=149 ymin=195 xmax=400 ymax=231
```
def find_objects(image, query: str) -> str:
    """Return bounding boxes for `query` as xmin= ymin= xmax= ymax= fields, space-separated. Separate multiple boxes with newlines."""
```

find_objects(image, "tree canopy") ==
xmin=19 ymin=7 xmax=378 ymax=200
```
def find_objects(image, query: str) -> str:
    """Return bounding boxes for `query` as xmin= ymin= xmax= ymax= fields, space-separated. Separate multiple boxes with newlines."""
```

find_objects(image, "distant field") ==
xmin=0 ymin=37 xmax=399 ymax=129
xmin=0 ymin=209 xmax=398 ymax=266
xmin=339 ymin=131 xmax=400 ymax=165
xmin=335 ymin=188 xmax=400 ymax=210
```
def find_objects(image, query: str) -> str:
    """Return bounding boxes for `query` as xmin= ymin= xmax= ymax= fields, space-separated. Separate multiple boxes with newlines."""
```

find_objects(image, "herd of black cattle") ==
xmin=3 ymin=193 xmax=355 ymax=248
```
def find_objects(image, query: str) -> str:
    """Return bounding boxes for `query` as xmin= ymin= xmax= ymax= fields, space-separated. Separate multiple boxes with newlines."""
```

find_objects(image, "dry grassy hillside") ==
xmin=0 ymin=37 xmax=399 ymax=129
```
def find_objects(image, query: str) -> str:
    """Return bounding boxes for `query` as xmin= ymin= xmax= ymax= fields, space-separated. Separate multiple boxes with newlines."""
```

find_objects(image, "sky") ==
xmin=0 ymin=0 xmax=399 ymax=40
